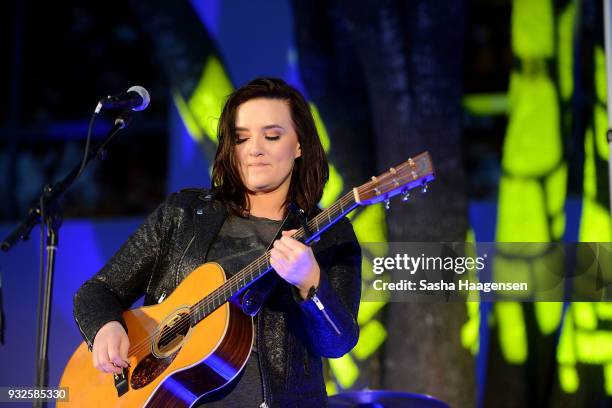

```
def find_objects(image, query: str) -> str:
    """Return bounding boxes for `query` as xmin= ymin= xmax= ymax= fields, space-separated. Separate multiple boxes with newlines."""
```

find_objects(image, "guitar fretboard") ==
xmin=189 ymin=191 xmax=358 ymax=326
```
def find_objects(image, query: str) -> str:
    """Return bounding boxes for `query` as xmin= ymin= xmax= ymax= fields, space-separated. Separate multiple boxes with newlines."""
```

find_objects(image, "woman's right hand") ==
xmin=92 ymin=321 xmax=130 ymax=375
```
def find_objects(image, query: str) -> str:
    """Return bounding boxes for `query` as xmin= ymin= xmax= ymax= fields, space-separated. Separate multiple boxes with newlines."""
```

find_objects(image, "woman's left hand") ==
xmin=270 ymin=229 xmax=320 ymax=299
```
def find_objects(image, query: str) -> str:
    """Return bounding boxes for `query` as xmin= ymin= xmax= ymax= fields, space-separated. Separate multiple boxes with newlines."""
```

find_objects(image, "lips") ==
xmin=248 ymin=163 xmax=269 ymax=167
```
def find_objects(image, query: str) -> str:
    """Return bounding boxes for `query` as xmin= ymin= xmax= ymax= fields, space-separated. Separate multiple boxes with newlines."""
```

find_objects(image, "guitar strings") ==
xmin=125 ymin=164 xmax=424 ymax=356
xmin=126 ymin=192 xmax=355 ymax=356
xmin=126 ymin=163 xmax=424 ymax=356
xmin=125 ymin=163 xmax=425 ymax=356
xmin=126 ymin=193 xmax=355 ymax=356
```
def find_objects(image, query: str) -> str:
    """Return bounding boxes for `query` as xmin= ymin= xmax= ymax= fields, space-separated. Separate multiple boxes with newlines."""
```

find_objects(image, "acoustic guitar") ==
xmin=58 ymin=152 xmax=435 ymax=407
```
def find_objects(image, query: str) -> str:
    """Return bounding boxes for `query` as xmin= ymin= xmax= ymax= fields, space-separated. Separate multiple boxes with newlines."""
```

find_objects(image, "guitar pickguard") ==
xmin=131 ymin=352 xmax=178 ymax=389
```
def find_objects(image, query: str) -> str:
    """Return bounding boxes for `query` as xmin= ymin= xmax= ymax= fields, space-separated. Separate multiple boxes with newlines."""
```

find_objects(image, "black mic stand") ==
xmin=1 ymin=110 xmax=132 ymax=408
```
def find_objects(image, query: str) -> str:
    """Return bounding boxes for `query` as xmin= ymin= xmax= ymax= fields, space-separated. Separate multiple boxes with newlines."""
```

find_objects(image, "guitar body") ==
xmin=59 ymin=263 xmax=254 ymax=408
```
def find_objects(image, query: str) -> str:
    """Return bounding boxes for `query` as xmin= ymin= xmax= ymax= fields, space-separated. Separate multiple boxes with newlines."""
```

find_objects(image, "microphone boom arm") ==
xmin=0 ymin=110 xmax=133 ymax=252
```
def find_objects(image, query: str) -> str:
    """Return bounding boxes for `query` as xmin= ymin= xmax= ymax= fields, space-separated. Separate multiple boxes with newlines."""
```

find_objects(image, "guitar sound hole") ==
xmin=157 ymin=312 xmax=191 ymax=354
xmin=131 ymin=311 xmax=191 ymax=389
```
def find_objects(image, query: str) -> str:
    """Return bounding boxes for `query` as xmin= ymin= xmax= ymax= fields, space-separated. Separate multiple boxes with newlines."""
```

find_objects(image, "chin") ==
xmin=248 ymin=184 xmax=277 ymax=194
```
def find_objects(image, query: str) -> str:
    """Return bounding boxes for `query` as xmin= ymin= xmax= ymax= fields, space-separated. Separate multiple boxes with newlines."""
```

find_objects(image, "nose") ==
xmin=248 ymin=134 xmax=265 ymax=157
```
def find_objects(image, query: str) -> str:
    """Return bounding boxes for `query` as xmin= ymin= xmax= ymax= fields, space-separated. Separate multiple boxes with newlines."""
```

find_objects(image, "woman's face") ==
xmin=234 ymin=98 xmax=301 ymax=194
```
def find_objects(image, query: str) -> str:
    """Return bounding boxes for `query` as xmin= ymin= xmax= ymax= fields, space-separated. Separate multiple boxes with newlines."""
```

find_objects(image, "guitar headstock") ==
xmin=353 ymin=151 xmax=435 ymax=207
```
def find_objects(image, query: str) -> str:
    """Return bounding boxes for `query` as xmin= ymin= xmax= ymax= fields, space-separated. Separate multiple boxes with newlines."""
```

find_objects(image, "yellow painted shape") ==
xmin=557 ymin=3 xmax=575 ymax=100
xmin=604 ymin=363 xmax=612 ymax=395
xmin=496 ymin=177 xmax=549 ymax=241
xmin=186 ymin=56 xmax=233 ymax=144
xmin=503 ymin=72 xmax=560 ymax=176
xmin=462 ymin=93 xmax=508 ymax=116
xmin=512 ymin=0 xmax=554 ymax=59
xmin=576 ymin=331 xmax=612 ymax=363
xmin=329 ymin=354 xmax=360 ymax=389
xmin=320 ymin=163 xmax=344 ymax=208
xmin=496 ymin=302 xmax=527 ymax=363
xmin=358 ymin=301 xmax=386 ymax=325
xmin=173 ymin=90 xmax=205 ymax=142
xmin=595 ymin=46 xmax=608 ymax=103
xmin=462 ymin=301 xmax=480 ymax=355
xmin=352 ymin=205 xmax=387 ymax=248
xmin=557 ymin=310 xmax=576 ymax=365
xmin=559 ymin=365 xmax=579 ymax=394
xmin=326 ymin=380 xmax=338 ymax=396
xmin=573 ymin=302 xmax=597 ymax=330
xmin=535 ymin=302 xmax=563 ymax=335
xmin=310 ymin=102 xmax=331 ymax=153
xmin=597 ymin=303 xmax=612 ymax=320
xmin=579 ymin=128 xmax=612 ymax=242
xmin=352 ymin=319 xmax=387 ymax=361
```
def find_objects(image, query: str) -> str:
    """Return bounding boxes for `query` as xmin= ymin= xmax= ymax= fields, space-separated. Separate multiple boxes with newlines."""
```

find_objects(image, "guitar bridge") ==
xmin=113 ymin=367 xmax=129 ymax=397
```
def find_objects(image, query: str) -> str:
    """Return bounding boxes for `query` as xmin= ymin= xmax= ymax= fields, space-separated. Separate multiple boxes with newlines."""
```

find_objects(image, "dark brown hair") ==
xmin=211 ymin=77 xmax=328 ymax=217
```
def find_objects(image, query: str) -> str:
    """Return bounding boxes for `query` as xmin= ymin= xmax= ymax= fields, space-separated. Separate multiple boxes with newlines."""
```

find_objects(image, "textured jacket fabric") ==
xmin=73 ymin=188 xmax=362 ymax=407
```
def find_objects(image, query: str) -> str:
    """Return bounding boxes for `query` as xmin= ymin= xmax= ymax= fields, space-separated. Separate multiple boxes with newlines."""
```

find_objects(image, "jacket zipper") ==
xmin=312 ymin=294 xmax=341 ymax=335
xmin=257 ymin=314 xmax=269 ymax=407
xmin=175 ymin=234 xmax=195 ymax=287
xmin=74 ymin=315 xmax=93 ymax=351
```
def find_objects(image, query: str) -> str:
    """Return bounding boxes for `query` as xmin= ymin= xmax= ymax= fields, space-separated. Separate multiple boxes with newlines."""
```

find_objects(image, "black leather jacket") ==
xmin=73 ymin=189 xmax=362 ymax=407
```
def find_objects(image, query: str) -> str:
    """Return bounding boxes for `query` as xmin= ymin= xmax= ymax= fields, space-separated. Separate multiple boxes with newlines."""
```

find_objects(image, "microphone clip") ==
xmin=114 ymin=110 xmax=133 ymax=129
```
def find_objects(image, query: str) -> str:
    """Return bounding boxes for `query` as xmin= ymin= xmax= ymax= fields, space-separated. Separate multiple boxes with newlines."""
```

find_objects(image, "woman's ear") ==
xmin=295 ymin=144 xmax=302 ymax=158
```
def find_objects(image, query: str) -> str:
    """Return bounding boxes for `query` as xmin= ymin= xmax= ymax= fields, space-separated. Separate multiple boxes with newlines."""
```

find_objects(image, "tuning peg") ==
xmin=385 ymin=199 xmax=391 ymax=210
xmin=401 ymin=191 xmax=411 ymax=202
xmin=421 ymin=183 xmax=429 ymax=194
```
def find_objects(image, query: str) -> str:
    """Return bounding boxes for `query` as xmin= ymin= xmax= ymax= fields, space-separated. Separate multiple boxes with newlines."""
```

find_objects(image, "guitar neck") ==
xmin=189 ymin=151 xmax=435 ymax=326
xmin=189 ymin=191 xmax=359 ymax=325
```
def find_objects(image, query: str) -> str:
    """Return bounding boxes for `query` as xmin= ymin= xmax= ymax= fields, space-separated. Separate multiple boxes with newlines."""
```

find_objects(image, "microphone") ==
xmin=96 ymin=85 xmax=150 ymax=113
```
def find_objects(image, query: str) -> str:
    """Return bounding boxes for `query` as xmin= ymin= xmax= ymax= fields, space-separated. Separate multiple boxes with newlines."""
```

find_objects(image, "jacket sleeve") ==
xmin=73 ymin=198 xmax=171 ymax=348
xmin=293 ymin=217 xmax=362 ymax=358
